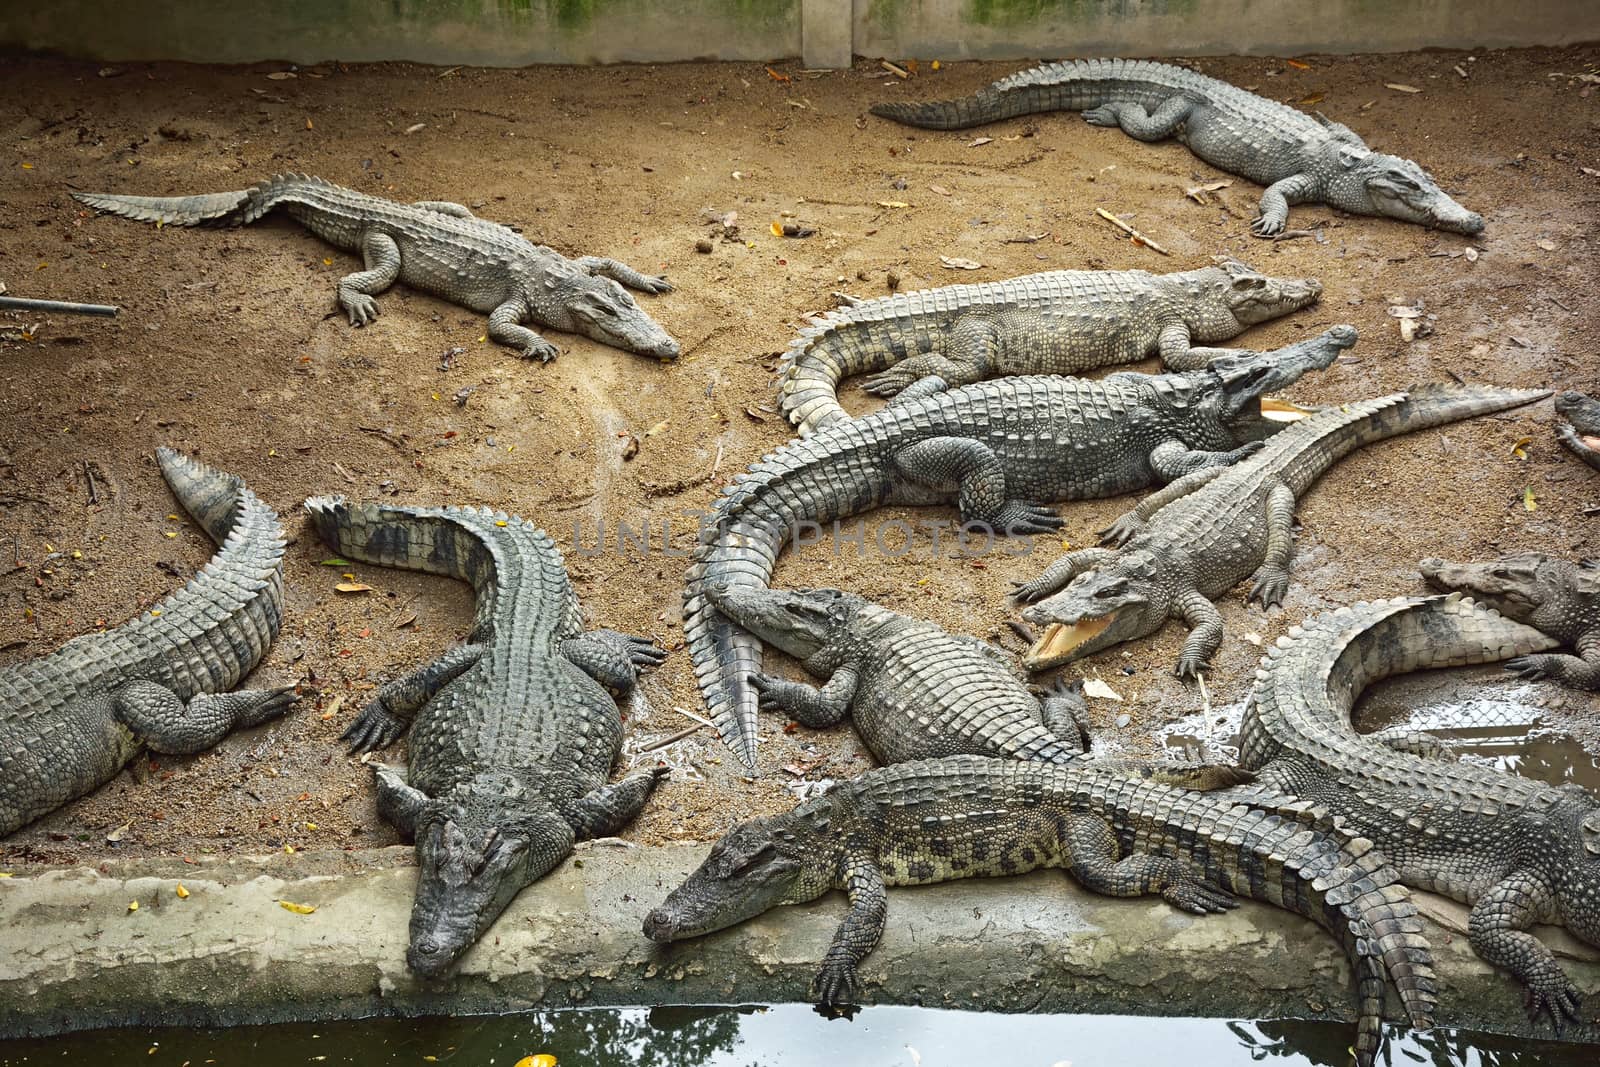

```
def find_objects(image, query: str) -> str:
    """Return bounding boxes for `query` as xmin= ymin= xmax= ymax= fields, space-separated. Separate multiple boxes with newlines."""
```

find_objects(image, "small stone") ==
xmin=1115 ymin=713 xmax=1132 ymax=728
xmin=694 ymin=238 xmax=713 ymax=254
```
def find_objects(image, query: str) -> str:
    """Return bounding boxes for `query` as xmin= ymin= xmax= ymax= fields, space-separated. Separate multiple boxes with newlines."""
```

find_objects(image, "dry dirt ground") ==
xmin=0 ymin=47 xmax=1596 ymax=868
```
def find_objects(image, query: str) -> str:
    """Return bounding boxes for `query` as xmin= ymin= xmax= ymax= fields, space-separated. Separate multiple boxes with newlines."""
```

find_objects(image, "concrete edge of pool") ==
xmin=1 ymin=842 xmax=1597 ymax=1045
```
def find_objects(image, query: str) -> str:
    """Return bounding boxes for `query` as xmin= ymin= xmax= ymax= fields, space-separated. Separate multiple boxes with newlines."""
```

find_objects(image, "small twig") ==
xmin=638 ymin=723 xmax=705 ymax=753
xmin=880 ymin=60 xmax=910 ymax=79
xmin=1197 ymin=671 xmax=1212 ymax=756
xmin=358 ymin=425 xmax=408 ymax=451
xmin=1271 ymin=229 xmax=1318 ymax=242
xmin=1002 ymin=232 xmax=1050 ymax=244
xmin=1445 ymin=369 xmax=1466 ymax=386
xmin=1094 ymin=208 xmax=1171 ymax=255
xmin=671 ymin=705 xmax=716 ymax=729
xmin=710 ymin=442 xmax=724 ymax=477
xmin=437 ymin=66 xmax=462 ymax=78
xmin=331 ymin=461 xmax=358 ymax=486
xmin=82 ymin=461 xmax=99 ymax=505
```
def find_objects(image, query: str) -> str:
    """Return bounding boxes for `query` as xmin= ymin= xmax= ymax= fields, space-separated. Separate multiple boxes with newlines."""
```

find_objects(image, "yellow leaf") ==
xmin=284 ymin=844 xmax=296 ymax=854
xmin=0 ymin=872 xmax=11 ymax=878
xmin=876 ymin=200 xmax=910 ymax=209
xmin=323 ymin=258 xmax=333 ymax=266
xmin=335 ymin=582 xmax=373 ymax=593
xmin=20 ymin=162 xmax=33 ymax=169
xmin=278 ymin=899 xmax=317 ymax=914
xmin=1059 ymin=539 xmax=1073 ymax=551
xmin=306 ymin=118 xmax=314 ymax=130
xmin=770 ymin=221 xmax=783 ymax=236
xmin=1285 ymin=59 xmax=1311 ymax=70
xmin=128 ymin=900 xmax=139 ymax=912
xmin=176 ymin=884 xmax=190 ymax=899
xmin=477 ymin=334 xmax=488 ymax=343
xmin=1511 ymin=436 xmax=1531 ymax=460
xmin=164 ymin=531 xmax=177 ymax=539
xmin=306 ymin=822 xmax=318 ymax=831
xmin=150 ymin=608 xmax=162 ymax=617
xmin=1523 ymin=486 xmax=1538 ymax=512
xmin=931 ymin=60 xmax=941 ymax=71
xmin=167 ymin=513 xmax=179 ymax=521
xmin=515 ymin=1056 xmax=558 ymax=1067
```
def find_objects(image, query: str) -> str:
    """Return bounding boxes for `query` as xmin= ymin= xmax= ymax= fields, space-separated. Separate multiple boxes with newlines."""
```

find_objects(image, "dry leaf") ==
xmin=1385 ymin=83 xmax=1423 ymax=94
xmin=939 ymin=256 xmax=983 ymax=270
xmin=876 ymin=200 xmax=910 ymax=209
xmin=175 ymin=884 xmax=190 ymax=899
xmin=128 ymin=901 xmax=139 ymax=912
xmin=334 ymin=582 xmax=373 ymax=594
xmin=1299 ymin=92 xmax=1325 ymax=106
xmin=1286 ymin=59 xmax=1311 ymax=70
xmin=967 ymin=136 xmax=993 ymax=147
xmin=928 ymin=184 xmax=951 ymax=196
xmin=266 ymin=71 xmax=296 ymax=80
xmin=277 ymin=899 xmax=318 ymax=915
xmin=1523 ymin=487 xmax=1538 ymax=512
xmin=1536 ymin=238 xmax=1557 ymax=251
xmin=514 ymin=1056 xmax=559 ymax=1067
xmin=106 ymin=822 xmax=131 ymax=842
xmin=765 ymin=67 xmax=791 ymax=82
xmin=1511 ymin=436 xmax=1532 ymax=460
xmin=1184 ymin=179 xmax=1232 ymax=204
xmin=1081 ymin=678 xmax=1123 ymax=702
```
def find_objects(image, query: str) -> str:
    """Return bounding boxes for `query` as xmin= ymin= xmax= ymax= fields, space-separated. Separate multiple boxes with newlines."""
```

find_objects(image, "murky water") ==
xmin=0 ymin=1005 xmax=1590 ymax=1067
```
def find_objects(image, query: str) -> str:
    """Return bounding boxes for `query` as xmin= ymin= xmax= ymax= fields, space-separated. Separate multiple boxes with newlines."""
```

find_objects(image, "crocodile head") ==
xmin=705 ymin=585 xmax=866 ymax=662
xmin=1209 ymin=324 xmax=1356 ymax=429
xmin=1201 ymin=258 xmax=1323 ymax=331
xmin=643 ymin=812 xmax=830 ymax=942
xmin=406 ymin=775 xmax=575 ymax=977
xmin=1327 ymin=144 xmax=1484 ymax=235
xmin=532 ymin=267 xmax=680 ymax=359
xmin=1556 ymin=391 xmax=1600 ymax=470
xmin=1420 ymin=554 xmax=1600 ymax=646
xmin=1021 ymin=551 xmax=1170 ymax=671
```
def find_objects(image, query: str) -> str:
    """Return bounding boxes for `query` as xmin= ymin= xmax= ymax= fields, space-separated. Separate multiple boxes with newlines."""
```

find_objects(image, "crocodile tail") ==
xmin=776 ymin=308 xmax=909 ymax=435
xmin=870 ymin=58 xmax=1171 ymax=130
xmin=156 ymin=447 xmax=246 ymax=546
xmin=73 ymin=173 xmax=320 ymax=227
xmin=869 ymin=86 xmax=1017 ymax=130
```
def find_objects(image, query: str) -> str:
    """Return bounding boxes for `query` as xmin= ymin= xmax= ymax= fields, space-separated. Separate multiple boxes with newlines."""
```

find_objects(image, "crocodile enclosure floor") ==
xmin=1 ymin=48 xmax=1596 ymax=868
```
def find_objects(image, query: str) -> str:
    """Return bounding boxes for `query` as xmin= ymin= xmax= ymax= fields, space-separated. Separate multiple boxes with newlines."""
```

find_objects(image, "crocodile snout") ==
xmin=642 ymin=906 xmax=677 ymax=942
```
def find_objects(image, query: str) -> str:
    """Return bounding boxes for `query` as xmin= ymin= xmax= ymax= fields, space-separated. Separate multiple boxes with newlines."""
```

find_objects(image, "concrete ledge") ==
xmin=2 ymin=844 xmax=1598 ymax=1043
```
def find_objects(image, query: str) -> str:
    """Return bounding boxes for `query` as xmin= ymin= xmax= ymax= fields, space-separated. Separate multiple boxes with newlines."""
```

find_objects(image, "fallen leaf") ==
xmin=876 ymin=200 xmax=910 ymax=209
xmin=1511 ymin=436 xmax=1532 ymax=460
xmin=967 ymin=136 xmax=993 ymax=147
xmin=106 ymin=822 xmax=131 ymax=842
xmin=1184 ymin=179 xmax=1232 ymax=204
xmin=277 ymin=900 xmax=317 ymax=915
xmin=1082 ymin=678 xmax=1123 ymax=702
xmin=928 ymin=184 xmax=951 ymax=196
xmin=318 ymin=558 xmax=353 ymax=567
xmin=514 ymin=1057 xmax=558 ymax=1067
xmin=266 ymin=71 xmax=296 ymax=80
xmin=645 ymin=420 xmax=670 ymax=437
xmin=1385 ymin=82 xmax=1423 ymax=94
xmin=765 ymin=66 xmax=791 ymax=83
xmin=1299 ymin=92 xmax=1325 ymax=106
xmin=128 ymin=901 xmax=139 ymax=912
xmin=334 ymin=582 xmax=373 ymax=594
xmin=1285 ymin=59 xmax=1311 ymax=70
xmin=939 ymin=255 xmax=983 ymax=270
xmin=1523 ymin=487 xmax=1538 ymax=512
xmin=1536 ymin=238 xmax=1557 ymax=251
xmin=175 ymin=884 xmax=190 ymax=899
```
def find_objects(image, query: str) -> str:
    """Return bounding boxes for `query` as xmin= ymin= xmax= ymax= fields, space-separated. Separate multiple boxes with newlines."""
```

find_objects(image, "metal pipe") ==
xmin=0 ymin=296 xmax=120 ymax=317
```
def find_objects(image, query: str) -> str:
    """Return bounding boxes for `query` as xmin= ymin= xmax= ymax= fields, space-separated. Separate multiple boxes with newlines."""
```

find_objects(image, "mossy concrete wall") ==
xmin=2 ymin=843 xmax=1598 ymax=1043
xmin=1 ymin=0 xmax=1597 ymax=68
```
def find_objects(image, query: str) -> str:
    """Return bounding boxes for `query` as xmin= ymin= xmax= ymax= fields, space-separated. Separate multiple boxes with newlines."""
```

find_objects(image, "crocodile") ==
xmin=644 ymin=755 xmax=1437 ymax=1067
xmin=871 ymin=58 xmax=1484 ymax=238
xmin=1016 ymin=384 xmax=1551 ymax=676
xmin=0 ymin=448 xmax=294 ymax=838
xmin=1556 ymin=391 xmax=1600 ymax=472
xmin=1421 ymin=555 xmax=1600 ymax=692
xmin=687 ymin=326 xmax=1355 ymax=768
xmin=1233 ymin=592 xmax=1600 ymax=1029
xmin=707 ymin=585 xmax=1091 ymax=763
xmin=304 ymin=497 xmax=669 ymax=977
xmin=73 ymin=174 xmax=678 ymax=361
xmin=777 ymin=259 xmax=1322 ymax=435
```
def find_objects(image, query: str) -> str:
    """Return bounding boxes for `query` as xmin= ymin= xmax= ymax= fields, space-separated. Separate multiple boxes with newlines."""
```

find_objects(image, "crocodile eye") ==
xmin=729 ymin=842 xmax=775 ymax=875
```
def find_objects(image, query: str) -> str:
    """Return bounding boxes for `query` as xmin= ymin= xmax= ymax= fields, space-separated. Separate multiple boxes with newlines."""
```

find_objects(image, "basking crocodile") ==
xmin=1234 ymin=593 xmax=1600 ymax=1029
xmin=305 ymin=497 xmax=668 ymax=977
xmin=1421 ymin=555 xmax=1600 ymax=692
xmin=644 ymin=755 xmax=1437 ymax=1067
xmin=74 ymin=174 xmax=678 ymax=361
xmin=1017 ymin=384 xmax=1550 ymax=676
xmin=0 ymin=448 xmax=294 ymax=838
xmin=708 ymin=585 xmax=1091 ymax=763
xmin=1556 ymin=391 xmax=1600 ymax=471
xmin=777 ymin=259 xmax=1321 ymax=435
xmin=871 ymin=58 xmax=1484 ymax=238
xmin=687 ymin=327 xmax=1354 ymax=768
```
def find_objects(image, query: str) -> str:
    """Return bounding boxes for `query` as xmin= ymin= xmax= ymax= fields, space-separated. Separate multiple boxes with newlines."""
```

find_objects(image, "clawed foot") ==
xmin=750 ymin=672 xmax=805 ymax=713
xmin=638 ymin=276 xmax=673 ymax=295
xmin=1248 ymin=567 xmax=1289 ymax=608
xmin=1505 ymin=654 xmax=1556 ymax=682
xmin=342 ymin=701 xmax=406 ymax=754
xmin=1082 ymin=105 xmax=1121 ymax=128
xmin=861 ymin=371 xmax=913 ymax=397
xmin=1009 ymin=576 xmax=1055 ymax=605
xmin=991 ymin=502 xmax=1065 ymax=537
xmin=811 ymin=960 xmax=861 ymax=1013
xmin=1227 ymin=440 xmax=1267 ymax=463
xmin=343 ymin=293 xmax=380 ymax=326
xmin=1522 ymin=969 xmax=1583 ymax=1032
xmin=1162 ymin=876 xmax=1239 ymax=915
xmin=1174 ymin=653 xmax=1210 ymax=682
xmin=1098 ymin=512 xmax=1144 ymax=547
xmin=1250 ymin=214 xmax=1286 ymax=238
xmin=624 ymin=634 xmax=669 ymax=669
xmin=522 ymin=338 xmax=561 ymax=362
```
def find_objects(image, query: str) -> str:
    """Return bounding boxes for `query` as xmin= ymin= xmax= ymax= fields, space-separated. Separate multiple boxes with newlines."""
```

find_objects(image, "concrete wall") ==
xmin=2 ymin=0 xmax=1598 ymax=68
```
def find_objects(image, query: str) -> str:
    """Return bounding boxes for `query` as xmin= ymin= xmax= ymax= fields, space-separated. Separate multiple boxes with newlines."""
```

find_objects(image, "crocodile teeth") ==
xmin=1024 ymin=615 xmax=1114 ymax=668
xmin=1259 ymin=396 xmax=1316 ymax=422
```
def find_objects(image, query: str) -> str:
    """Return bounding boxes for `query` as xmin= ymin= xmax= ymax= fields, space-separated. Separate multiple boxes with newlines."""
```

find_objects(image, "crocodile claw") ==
xmin=1174 ymin=654 xmax=1209 ymax=682
xmin=1162 ymin=877 xmax=1239 ymax=915
xmin=1250 ymin=214 xmax=1286 ymax=239
xmin=344 ymin=293 xmax=380 ymax=327
xmin=342 ymin=700 xmax=407 ymax=753
xmin=861 ymin=370 xmax=913 ymax=397
xmin=1098 ymin=512 xmax=1144 ymax=547
xmin=1523 ymin=974 xmax=1583 ymax=1032
xmin=993 ymin=502 xmax=1065 ymax=536
xmin=523 ymin=339 xmax=561 ymax=363
xmin=626 ymin=634 xmax=669 ymax=668
xmin=1081 ymin=104 xmax=1120 ymax=127
xmin=1504 ymin=654 xmax=1554 ymax=681
xmin=811 ymin=960 xmax=862 ymax=1012
xmin=1248 ymin=567 xmax=1290 ymax=607
xmin=641 ymin=276 xmax=673 ymax=294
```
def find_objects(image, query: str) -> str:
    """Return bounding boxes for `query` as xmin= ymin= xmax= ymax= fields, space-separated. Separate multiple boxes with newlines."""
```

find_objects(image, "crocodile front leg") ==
xmin=489 ymin=299 xmax=560 ymax=362
xmin=862 ymin=317 xmax=999 ymax=397
xmin=574 ymin=255 xmax=673 ymax=295
xmin=1174 ymin=587 xmax=1224 ymax=680
xmin=1038 ymin=677 xmax=1090 ymax=752
xmin=1158 ymin=321 xmax=1247 ymax=371
xmin=337 ymin=231 xmax=402 ymax=326
xmin=343 ymin=643 xmax=484 ymax=753
xmin=1504 ymin=649 xmax=1600 ymax=691
xmin=373 ymin=762 xmax=432 ymax=837
xmin=1100 ymin=464 xmax=1230 ymax=546
xmin=1469 ymin=871 xmax=1582 ymax=1029
xmin=814 ymin=857 xmax=888 ymax=1012
xmin=116 ymin=680 xmax=298 ymax=754
xmin=562 ymin=629 xmax=667 ymax=694
xmin=1247 ymin=481 xmax=1297 ymax=607
xmin=751 ymin=667 xmax=860 ymax=728
xmin=893 ymin=436 xmax=1063 ymax=535
xmin=568 ymin=767 xmax=671 ymax=840
xmin=1082 ymin=96 xmax=1194 ymax=141
xmin=1011 ymin=547 xmax=1117 ymax=604
xmin=862 ymin=354 xmax=970 ymax=399
xmin=1060 ymin=811 xmax=1238 ymax=913
xmin=412 ymin=200 xmax=476 ymax=218
xmin=1251 ymin=174 xmax=1319 ymax=238
xmin=1148 ymin=438 xmax=1264 ymax=481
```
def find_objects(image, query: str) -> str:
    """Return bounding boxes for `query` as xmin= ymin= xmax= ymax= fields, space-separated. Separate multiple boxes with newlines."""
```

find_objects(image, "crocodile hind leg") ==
xmin=1059 ymin=811 xmax=1238 ymax=913
xmin=574 ymin=255 xmax=673 ymax=295
xmin=1082 ymin=96 xmax=1194 ymax=141
xmin=337 ymin=230 xmax=402 ymax=326
xmin=1247 ymin=482 xmax=1297 ymax=607
xmin=567 ymin=767 xmax=671 ymax=840
xmin=343 ymin=643 xmax=484 ymax=753
xmin=813 ymin=858 xmax=888 ymax=1012
xmin=1469 ymin=872 xmax=1582 ymax=1029
xmin=1251 ymin=174 xmax=1319 ymax=238
xmin=1366 ymin=726 xmax=1454 ymax=759
xmin=862 ymin=318 xmax=1000 ymax=397
xmin=488 ymin=299 xmax=560 ymax=362
xmin=373 ymin=762 xmax=432 ymax=837
xmin=412 ymin=200 xmax=475 ymax=218
xmin=1038 ymin=677 xmax=1090 ymax=751
xmin=751 ymin=667 xmax=860 ymax=728
xmin=892 ymin=436 xmax=1063 ymax=535
xmin=115 ymin=679 xmax=298 ymax=754
xmin=1174 ymin=588 xmax=1225 ymax=680
xmin=861 ymin=354 xmax=968 ymax=399
xmin=562 ymin=629 xmax=667 ymax=693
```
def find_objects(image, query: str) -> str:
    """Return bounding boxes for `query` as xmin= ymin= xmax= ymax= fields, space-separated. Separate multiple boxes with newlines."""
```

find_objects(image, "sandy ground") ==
xmin=0 ymin=47 xmax=1596 ymax=866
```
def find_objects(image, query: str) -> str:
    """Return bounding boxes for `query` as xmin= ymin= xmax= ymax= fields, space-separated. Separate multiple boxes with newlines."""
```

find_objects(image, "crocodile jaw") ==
xmin=1024 ymin=614 xmax=1115 ymax=670
xmin=1258 ymin=396 xmax=1317 ymax=422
